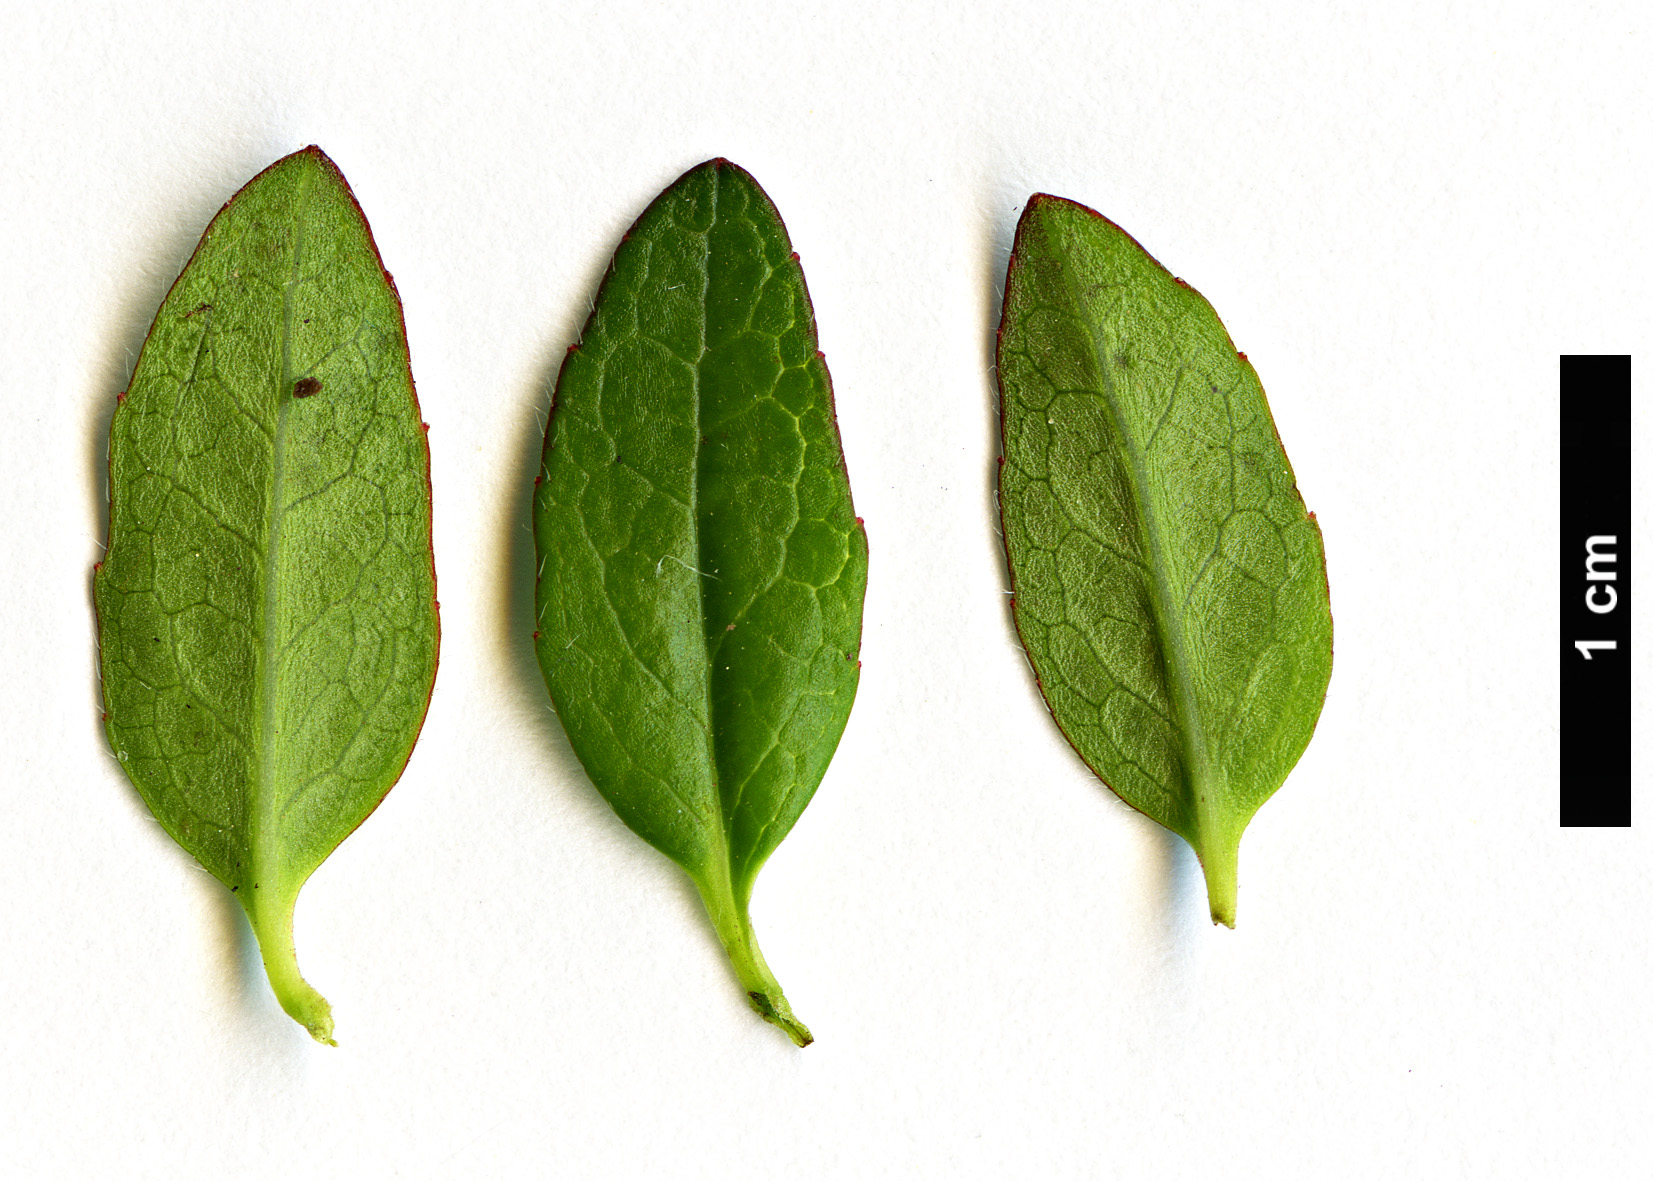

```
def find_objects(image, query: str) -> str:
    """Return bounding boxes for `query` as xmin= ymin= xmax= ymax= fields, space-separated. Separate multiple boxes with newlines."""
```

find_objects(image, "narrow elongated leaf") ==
xmin=997 ymin=195 xmax=1331 ymax=926
xmin=95 ymin=147 xmax=439 ymax=1042
xmin=534 ymin=160 xmax=867 ymax=1045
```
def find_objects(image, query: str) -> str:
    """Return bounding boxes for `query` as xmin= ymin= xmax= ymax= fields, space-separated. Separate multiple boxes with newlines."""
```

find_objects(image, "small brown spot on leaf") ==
xmin=293 ymin=377 xmax=322 ymax=398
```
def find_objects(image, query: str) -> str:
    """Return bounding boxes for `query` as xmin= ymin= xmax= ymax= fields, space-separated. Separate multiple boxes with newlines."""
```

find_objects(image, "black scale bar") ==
xmin=1560 ymin=355 xmax=1631 ymax=826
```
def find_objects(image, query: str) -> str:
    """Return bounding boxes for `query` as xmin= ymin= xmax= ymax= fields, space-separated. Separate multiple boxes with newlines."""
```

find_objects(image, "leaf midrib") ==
xmin=252 ymin=162 xmax=313 ymax=895
xmin=1051 ymin=229 xmax=1216 ymax=839
xmin=690 ymin=171 xmax=736 ymax=881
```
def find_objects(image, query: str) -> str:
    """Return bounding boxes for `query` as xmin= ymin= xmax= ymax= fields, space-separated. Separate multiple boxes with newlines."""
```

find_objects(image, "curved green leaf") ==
xmin=95 ymin=147 xmax=439 ymax=1042
xmin=533 ymin=160 xmax=867 ymax=1045
xmin=997 ymin=194 xmax=1331 ymax=926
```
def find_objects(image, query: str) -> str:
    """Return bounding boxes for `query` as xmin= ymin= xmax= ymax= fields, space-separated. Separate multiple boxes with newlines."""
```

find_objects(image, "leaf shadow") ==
xmin=1145 ymin=823 xmax=1202 ymax=922
xmin=977 ymin=185 xmax=1201 ymax=940
xmin=208 ymin=885 xmax=268 ymax=1020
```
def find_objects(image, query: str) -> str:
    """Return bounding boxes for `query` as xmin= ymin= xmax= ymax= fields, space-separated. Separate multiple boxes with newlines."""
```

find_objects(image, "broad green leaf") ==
xmin=533 ymin=160 xmax=867 ymax=1046
xmin=997 ymin=194 xmax=1331 ymax=926
xmin=95 ymin=147 xmax=439 ymax=1042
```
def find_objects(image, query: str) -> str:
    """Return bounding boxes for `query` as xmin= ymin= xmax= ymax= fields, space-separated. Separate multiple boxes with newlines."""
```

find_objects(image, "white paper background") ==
xmin=2 ymin=2 xmax=1647 ymax=1176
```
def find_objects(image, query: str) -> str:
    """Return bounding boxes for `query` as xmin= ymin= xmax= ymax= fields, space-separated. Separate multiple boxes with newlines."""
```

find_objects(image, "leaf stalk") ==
xmin=1198 ymin=836 xmax=1240 ymax=929
xmin=694 ymin=869 xmax=812 ymax=1047
xmin=245 ymin=890 xmax=336 ymax=1045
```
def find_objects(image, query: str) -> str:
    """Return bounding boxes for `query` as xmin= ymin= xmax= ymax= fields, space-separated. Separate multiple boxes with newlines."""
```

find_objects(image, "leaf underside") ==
xmin=997 ymin=194 xmax=1331 ymax=926
xmin=534 ymin=159 xmax=867 ymax=1045
xmin=95 ymin=147 xmax=439 ymax=1041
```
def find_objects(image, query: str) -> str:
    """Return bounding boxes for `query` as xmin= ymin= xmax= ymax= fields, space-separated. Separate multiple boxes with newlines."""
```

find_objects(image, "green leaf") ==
xmin=533 ymin=160 xmax=867 ymax=1046
xmin=997 ymin=194 xmax=1332 ymax=926
xmin=95 ymin=147 xmax=439 ymax=1042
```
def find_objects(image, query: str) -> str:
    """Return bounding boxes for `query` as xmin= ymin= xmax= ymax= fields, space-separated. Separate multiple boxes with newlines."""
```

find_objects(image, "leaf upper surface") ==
xmin=95 ymin=147 xmax=438 ymax=1040
xmin=997 ymin=195 xmax=1331 ymax=925
xmin=534 ymin=160 xmax=866 ymax=1043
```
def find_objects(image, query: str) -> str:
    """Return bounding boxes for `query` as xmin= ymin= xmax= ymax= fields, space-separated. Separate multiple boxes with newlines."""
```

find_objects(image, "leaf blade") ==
xmin=997 ymin=194 xmax=1331 ymax=925
xmin=95 ymin=147 xmax=439 ymax=1040
xmin=534 ymin=160 xmax=866 ymax=1044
